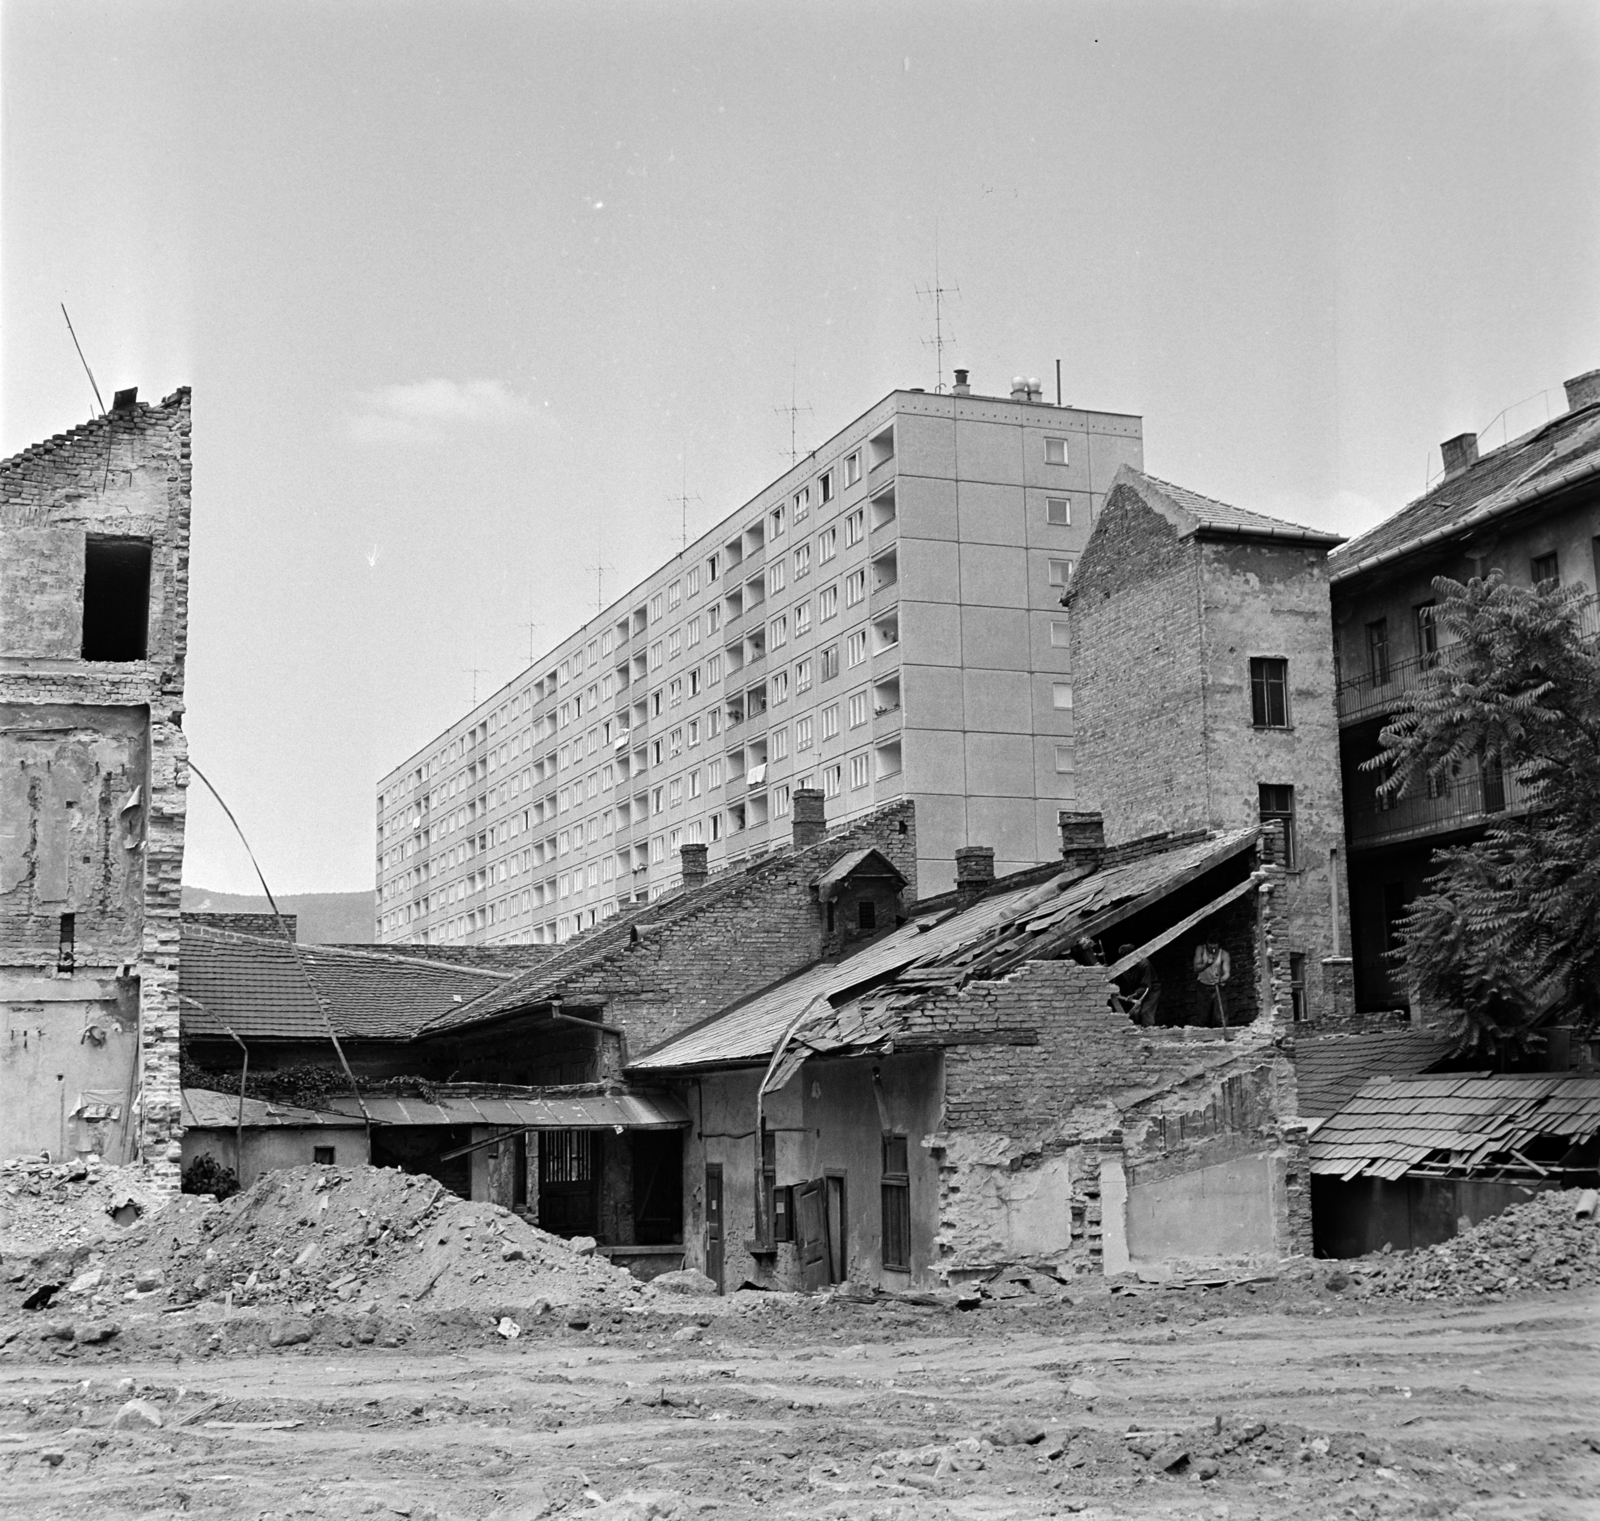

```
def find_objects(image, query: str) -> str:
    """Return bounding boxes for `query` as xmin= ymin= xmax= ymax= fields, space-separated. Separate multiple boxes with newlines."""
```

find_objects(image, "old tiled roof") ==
xmin=1109 ymin=467 xmax=1345 ymax=546
xmin=1329 ymin=400 xmax=1600 ymax=582
xmin=632 ymin=828 xmax=1260 ymax=1076
xmin=813 ymin=847 xmax=905 ymax=901
xmin=419 ymin=804 xmax=912 ymax=1037
xmin=1293 ymin=1029 xmax=1453 ymax=1119
xmin=1309 ymin=1073 xmax=1600 ymax=1180
xmin=180 ymin=924 xmax=509 ymax=1043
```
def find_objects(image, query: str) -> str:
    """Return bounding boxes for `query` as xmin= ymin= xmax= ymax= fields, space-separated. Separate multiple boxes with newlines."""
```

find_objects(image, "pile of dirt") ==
xmin=37 ymin=1164 xmax=642 ymax=1324
xmin=0 ymin=1157 xmax=170 ymax=1256
xmin=1352 ymin=1187 xmax=1600 ymax=1300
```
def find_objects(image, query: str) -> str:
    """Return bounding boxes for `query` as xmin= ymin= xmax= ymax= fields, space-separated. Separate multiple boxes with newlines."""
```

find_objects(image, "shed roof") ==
xmin=1309 ymin=1073 xmax=1600 ymax=1180
xmin=633 ymin=828 xmax=1260 ymax=1078
xmin=1293 ymin=1029 xmax=1454 ymax=1119
xmin=180 ymin=924 xmax=509 ymax=1043
xmin=181 ymin=1087 xmax=360 ymax=1130
xmin=318 ymin=1091 xmax=689 ymax=1130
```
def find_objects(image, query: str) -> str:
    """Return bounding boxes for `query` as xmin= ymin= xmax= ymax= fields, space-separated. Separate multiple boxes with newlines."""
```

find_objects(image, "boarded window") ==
xmin=82 ymin=538 xmax=151 ymax=661
xmin=881 ymin=1134 xmax=910 ymax=1270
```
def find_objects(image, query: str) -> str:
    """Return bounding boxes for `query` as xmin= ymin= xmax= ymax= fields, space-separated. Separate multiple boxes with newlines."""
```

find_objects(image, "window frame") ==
xmin=1249 ymin=657 xmax=1290 ymax=729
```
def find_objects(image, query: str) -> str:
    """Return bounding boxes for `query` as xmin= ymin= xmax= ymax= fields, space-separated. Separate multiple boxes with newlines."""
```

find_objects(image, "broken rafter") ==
xmin=1103 ymin=873 xmax=1267 ymax=978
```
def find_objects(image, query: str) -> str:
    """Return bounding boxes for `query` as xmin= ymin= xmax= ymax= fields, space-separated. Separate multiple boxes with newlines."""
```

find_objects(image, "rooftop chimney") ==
xmin=792 ymin=788 xmax=826 ymax=849
xmin=951 ymin=369 xmax=971 ymax=397
xmin=1026 ymin=376 xmax=1043 ymax=402
xmin=679 ymin=842 xmax=708 ymax=891
xmin=1059 ymin=810 xmax=1106 ymax=876
xmin=1010 ymin=375 xmax=1029 ymax=401
xmin=1440 ymin=432 xmax=1479 ymax=479
xmin=1563 ymin=368 xmax=1600 ymax=414
xmin=112 ymin=387 xmax=138 ymax=412
xmin=954 ymin=845 xmax=995 ymax=900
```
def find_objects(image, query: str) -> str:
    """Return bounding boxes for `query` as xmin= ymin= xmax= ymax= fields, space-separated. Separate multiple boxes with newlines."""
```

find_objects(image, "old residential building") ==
xmin=1070 ymin=467 xmax=1351 ymax=1025
xmin=0 ymin=388 xmax=192 ymax=1177
xmin=1329 ymin=368 xmax=1600 ymax=1010
xmin=376 ymin=376 xmax=1143 ymax=947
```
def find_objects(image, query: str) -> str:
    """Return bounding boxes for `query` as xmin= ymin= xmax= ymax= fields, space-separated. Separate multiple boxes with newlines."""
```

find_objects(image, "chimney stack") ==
xmin=954 ymin=845 xmax=995 ymax=900
xmin=1563 ymin=368 xmax=1600 ymax=414
xmin=1440 ymin=432 xmax=1479 ymax=479
xmin=679 ymin=842 xmax=708 ymax=891
xmin=1059 ymin=810 xmax=1106 ymax=875
xmin=792 ymin=788 xmax=826 ymax=849
xmin=951 ymin=368 xmax=971 ymax=397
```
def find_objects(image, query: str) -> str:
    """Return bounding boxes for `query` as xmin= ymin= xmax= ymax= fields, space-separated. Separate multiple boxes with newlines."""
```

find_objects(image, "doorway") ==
xmin=704 ymin=1164 xmax=724 ymax=1293
xmin=825 ymin=1172 xmax=847 ymax=1284
xmin=538 ymin=1129 xmax=599 ymax=1238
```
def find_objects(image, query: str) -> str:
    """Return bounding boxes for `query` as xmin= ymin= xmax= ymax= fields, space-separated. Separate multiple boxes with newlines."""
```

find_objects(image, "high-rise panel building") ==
xmin=376 ymin=377 xmax=1142 ymax=947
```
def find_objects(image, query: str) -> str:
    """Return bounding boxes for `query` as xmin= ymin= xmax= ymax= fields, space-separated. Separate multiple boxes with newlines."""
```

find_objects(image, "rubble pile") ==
xmin=0 ymin=1157 xmax=169 ymax=1255
xmin=30 ymin=1164 xmax=641 ymax=1325
xmin=1354 ymin=1188 xmax=1600 ymax=1301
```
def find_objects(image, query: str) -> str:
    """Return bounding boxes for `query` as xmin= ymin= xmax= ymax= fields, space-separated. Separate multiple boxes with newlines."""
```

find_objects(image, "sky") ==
xmin=4 ymin=1 xmax=1598 ymax=896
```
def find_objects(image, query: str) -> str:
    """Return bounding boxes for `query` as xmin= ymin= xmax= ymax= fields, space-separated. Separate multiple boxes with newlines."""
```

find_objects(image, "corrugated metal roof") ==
xmin=318 ymin=1092 xmax=690 ymax=1130
xmin=1309 ymin=1073 xmax=1600 ymax=1178
xmin=633 ymin=828 xmax=1260 ymax=1075
xmin=181 ymin=1087 xmax=361 ymax=1130
xmin=181 ymin=925 xmax=508 ymax=1042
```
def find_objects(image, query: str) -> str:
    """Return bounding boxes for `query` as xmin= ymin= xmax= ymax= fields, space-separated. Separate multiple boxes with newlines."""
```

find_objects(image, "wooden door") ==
xmin=825 ymin=1173 xmax=847 ymax=1284
xmin=704 ymin=1164 xmax=724 ymax=1293
xmin=794 ymin=1178 xmax=831 ymax=1291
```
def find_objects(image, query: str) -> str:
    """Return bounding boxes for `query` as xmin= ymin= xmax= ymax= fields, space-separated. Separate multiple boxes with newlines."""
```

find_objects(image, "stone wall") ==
xmin=0 ymin=391 xmax=192 ymax=1178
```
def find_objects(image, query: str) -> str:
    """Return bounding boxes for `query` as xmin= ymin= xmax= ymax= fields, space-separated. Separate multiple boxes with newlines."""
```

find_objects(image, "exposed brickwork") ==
xmin=0 ymin=391 xmax=192 ymax=1180
xmin=183 ymin=912 xmax=298 ymax=941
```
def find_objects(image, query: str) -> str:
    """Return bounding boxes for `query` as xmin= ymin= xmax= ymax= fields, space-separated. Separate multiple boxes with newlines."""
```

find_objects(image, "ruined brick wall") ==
xmin=559 ymin=800 xmax=916 ymax=1060
xmin=1071 ymin=486 xmax=1212 ymax=841
xmin=0 ymin=392 xmax=191 ymax=1176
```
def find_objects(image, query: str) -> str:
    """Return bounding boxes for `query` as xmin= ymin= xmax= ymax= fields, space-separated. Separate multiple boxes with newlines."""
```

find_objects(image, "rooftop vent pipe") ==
xmin=1010 ymin=376 xmax=1029 ymax=400
xmin=951 ymin=369 xmax=971 ymax=397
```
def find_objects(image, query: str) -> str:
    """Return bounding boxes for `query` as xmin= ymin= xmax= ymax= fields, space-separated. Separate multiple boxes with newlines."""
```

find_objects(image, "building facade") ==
xmin=0 ymin=388 xmax=192 ymax=1177
xmin=376 ymin=378 xmax=1143 ymax=946
xmin=1071 ymin=467 xmax=1351 ymax=1024
xmin=1329 ymin=367 xmax=1600 ymax=1011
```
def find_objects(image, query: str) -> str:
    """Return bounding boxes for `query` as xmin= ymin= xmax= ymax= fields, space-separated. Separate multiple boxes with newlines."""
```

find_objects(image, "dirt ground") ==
xmin=1 ymin=1281 xmax=1596 ymax=1521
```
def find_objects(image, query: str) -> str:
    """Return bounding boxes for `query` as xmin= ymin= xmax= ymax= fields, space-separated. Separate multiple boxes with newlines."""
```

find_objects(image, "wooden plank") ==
xmin=1103 ymin=873 xmax=1265 ymax=978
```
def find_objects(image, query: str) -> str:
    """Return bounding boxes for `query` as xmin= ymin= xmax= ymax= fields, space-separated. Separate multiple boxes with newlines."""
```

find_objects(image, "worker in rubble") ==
xmin=1194 ymin=938 xmax=1231 ymax=1026
xmin=1113 ymin=943 xmax=1161 ymax=1026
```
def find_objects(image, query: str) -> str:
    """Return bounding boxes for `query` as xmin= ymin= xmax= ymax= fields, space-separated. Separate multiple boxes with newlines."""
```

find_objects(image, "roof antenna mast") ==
xmin=915 ymin=225 xmax=959 ymax=393
xmin=666 ymin=453 xmax=703 ymax=553
xmin=60 ymin=304 xmax=106 ymax=416
xmin=774 ymin=358 xmax=813 ymax=466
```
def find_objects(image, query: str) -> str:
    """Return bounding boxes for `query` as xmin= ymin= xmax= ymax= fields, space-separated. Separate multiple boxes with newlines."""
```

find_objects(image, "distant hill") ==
xmin=180 ymin=887 xmax=375 ymax=945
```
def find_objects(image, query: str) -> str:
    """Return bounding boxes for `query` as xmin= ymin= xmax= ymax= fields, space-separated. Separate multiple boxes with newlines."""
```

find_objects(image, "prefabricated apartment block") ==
xmin=377 ymin=378 xmax=1143 ymax=946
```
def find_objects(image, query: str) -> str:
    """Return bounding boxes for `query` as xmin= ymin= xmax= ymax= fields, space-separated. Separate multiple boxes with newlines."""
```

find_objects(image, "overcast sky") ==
xmin=5 ymin=2 xmax=1598 ymax=896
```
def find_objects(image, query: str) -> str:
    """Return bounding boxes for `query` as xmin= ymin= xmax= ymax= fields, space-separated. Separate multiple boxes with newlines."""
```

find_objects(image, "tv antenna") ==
xmin=914 ymin=228 xmax=959 ymax=393
xmin=666 ymin=456 xmax=703 ymax=553
xmin=60 ymin=304 xmax=106 ymax=416
xmin=521 ymin=597 xmax=544 ymax=666
xmin=774 ymin=360 xmax=814 ymax=465
xmin=463 ymin=659 xmax=487 ymax=706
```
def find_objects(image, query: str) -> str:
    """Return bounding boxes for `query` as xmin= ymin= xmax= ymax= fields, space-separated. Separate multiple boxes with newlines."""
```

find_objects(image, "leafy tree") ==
xmin=1371 ymin=570 xmax=1600 ymax=1054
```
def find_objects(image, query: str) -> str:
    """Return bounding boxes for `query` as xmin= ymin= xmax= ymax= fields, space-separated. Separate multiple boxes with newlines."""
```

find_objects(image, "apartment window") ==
xmin=650 ymin=690 xmax=663 ymax=718
xmin=771 ymin=725 xmax=789 ymax=760
xmin=1048 ymin=557 xmax=1075 ymax=588
xmin=793 ymin=485 xmax=810 ymax=521
xmin=650 ymin=592 xmax=664 ymax=621
xmin=668 ymin=629 xmax=682 ymax=659
xmin=846 ymin=631 xmax=866 ymax=669
xmin=687 ymin=567 xmax=700 ymax=598
xmin=881 ymin=1134 xmax=910 ymax=1270
xmin=1054 ymin=743 xmax=1075 ymax=775
xmin=668 ymin=580 xmax=682 ymax=610
xmin=650 ymin=835 xmax=664 ymax=863
xmin=669 ymin=678 xmax=683 ymax=707
xmin=774 ymin=783 xmax=791 ymax=817
xmin=687 ymin=616 xmax=701 ymax=648
xmin=1258 ymin=784 xmax=1297 ymax=869
xmin=844 ymin=452 xmax=861 ymax=487
xmin=710 ymin=758 xmax=724 ymax=788
xmin=688 ymin=768 xmax=701 ymax=799
xmin=1051 ymin=681 xmax=1074 ymax=711
xmin=1049 ymin=619 xmax=1071 ymax=648
xmin=818 ymin=470 xmax=833 ymax=504
xmin=707 ymin=552 xmax=721 ymax=583
xmin=707 ymin=708 xmax=722 ymax=738
xmin=651 ymin=786 xmax=664 ymax=815
xmin=1531 ymin=551 xmax=1560 ymax=587
xmin=770 ymin=613 xmax=789 ymax=649
xmin=819 ymin=584 xmax=839 ymax=620
xmin=687 ymin=718 xmax=700 ymax=748
xmin=1366 ymin=619 xmax=1390 ymax=685
xmin=650 ymin=739 xmax=663 ymax=766
xmin=707 ymin=604 xmax=721 ymax=634
xmin=669 ymin=726 xmax=684 ymax=757
xmin=769 ymin=558 xmax=786 ymax=594
xmin=845 ymin=569 xmax=866 ymax=607
xmin=821 ymin=645 xmax=840 ymax=682
xmin=824 ymin=764 xmax=842 ymax=798
xmin=1045 ymin=497 xmax=1071 ymax=527
xmin=848 ymin=692 xmax=868 ymax=728
xmin=850 ymin=753 xmax=869 ymax=790
xmin=1414 ymin=603 xmax=1439 ymax=669
xmin=793 ymin=542 xmax=811 ymax=578
xmin=845 ymin=509 xmax=864 ymax=546
xmin=821 ymin=703 xmax=840 ymax=741
xmin=669 ymin=779 xmax=683 ymax=807
xmin=708 ymin=653 xmax=723 ymax=684
xmin=768 ymin=504 xmax=786 ymax=540
xmin=688 ymin=668 xmax=701 ymax=697
xmin=78 ymin=535 xmax=151 ymax=661
xmin=1288 ymin=952 xmax=1307 ymax=1023
xmin=649 ymin=641 xmax=664 ymax=672
xmin=795 ymin=656 xmax=814 ymax=694
xmin=1045 ymin=437 xmax=1069 ymax=466
xmin=819 ymin=526 xmax=838 ymax=562
xmin=1249 ymin=657 xmax=1289 ymax=728
xmin=796 ymin=716 xmax=814 ymax=750
xmin=771 ymin=668 xmax=790 ymax=704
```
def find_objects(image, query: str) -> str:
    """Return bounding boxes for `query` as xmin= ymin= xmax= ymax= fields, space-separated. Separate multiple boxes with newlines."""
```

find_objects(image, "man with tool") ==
xmin=1193 ymin=938 xmax=1231 ymax=1027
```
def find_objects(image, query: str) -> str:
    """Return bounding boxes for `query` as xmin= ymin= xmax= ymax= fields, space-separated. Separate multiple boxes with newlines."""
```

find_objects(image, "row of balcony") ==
xmin=1347 ymin=761 xmax=1533 ymax=849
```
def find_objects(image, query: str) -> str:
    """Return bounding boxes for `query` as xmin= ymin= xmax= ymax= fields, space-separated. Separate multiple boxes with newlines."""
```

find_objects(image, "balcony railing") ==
xmin=1348 ymin=763 xmax=1533 ymax=849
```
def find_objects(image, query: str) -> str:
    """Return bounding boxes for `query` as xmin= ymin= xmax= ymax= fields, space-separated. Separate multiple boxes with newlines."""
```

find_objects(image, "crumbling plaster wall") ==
xmin=0 ymin=392 xmax=191 ymax=1178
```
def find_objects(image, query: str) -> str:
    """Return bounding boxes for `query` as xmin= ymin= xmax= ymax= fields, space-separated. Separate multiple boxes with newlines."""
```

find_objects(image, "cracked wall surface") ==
xmin=0 ymin=391 xmax=191 ymax=1178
